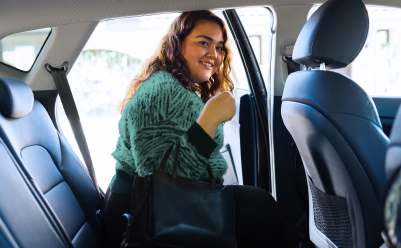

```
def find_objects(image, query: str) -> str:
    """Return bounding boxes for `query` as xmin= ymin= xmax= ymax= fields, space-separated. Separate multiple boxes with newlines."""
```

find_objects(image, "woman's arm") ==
xmin=197 ymin=91 xmax=236 ymax=139
xmin=124 ymin=72 xmax=223 ymax=181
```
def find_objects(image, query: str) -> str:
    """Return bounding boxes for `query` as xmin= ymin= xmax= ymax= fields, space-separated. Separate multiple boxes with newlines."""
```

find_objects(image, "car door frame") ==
xmin=223 ymin=9 xmax=272 ymax=194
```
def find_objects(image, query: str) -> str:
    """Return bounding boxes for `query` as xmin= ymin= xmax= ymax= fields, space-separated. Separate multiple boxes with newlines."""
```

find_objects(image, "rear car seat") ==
xmin=0 ymin=137 xmax=71 ymax=248
xmin=0 ymin=78 xmax=106 ymax=247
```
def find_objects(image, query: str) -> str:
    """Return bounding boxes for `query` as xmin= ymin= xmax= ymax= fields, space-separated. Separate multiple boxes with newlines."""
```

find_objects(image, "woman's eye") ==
xmin=199 ymin=41 xmax=208 ymax=46
xmin=216 ymin=46 xmax=224 ymax=52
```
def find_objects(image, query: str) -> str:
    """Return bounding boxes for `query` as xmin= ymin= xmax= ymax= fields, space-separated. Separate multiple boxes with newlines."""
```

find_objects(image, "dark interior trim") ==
xmin=33 ymin=90 xmax=59 ymax=131
xmin=223 ymin=9 xmax=271 ymax=192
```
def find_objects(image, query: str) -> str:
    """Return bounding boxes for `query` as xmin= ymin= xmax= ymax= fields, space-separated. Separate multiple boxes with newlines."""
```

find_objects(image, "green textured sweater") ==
xmin=110 ymin=71 xmax=228 ymax=194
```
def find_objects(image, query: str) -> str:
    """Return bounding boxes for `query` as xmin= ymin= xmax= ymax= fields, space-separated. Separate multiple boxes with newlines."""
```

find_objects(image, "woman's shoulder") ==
xmin=140 ymin=71 xmax=181 ymax=92
xmin=151 ymin=70 xmax=178 ymax=83
xmin=124 ymin=71 xmax=182 ymax=112
xmin=130 ymin=71 xmax=180 ymax=102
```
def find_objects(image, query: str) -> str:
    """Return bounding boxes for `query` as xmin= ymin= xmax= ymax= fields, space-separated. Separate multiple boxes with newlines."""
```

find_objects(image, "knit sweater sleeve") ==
xmin=123 ymin=72 xmax=219 ymax=181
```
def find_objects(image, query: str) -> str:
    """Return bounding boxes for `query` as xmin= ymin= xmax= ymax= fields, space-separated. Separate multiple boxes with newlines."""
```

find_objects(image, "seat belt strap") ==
xmin=283 ymin=55 xmax=301 ymax=75
xmin=48 ymin=66 xmax=100 ymax=199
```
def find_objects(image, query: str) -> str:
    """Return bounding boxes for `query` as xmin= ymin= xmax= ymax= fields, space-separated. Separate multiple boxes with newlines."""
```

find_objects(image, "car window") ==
xmin=308 ymin=6 xmax=401 ymax=97
xmin=57 ymin=8 xmax=272 ymax=190
xmin=0 ymin=28 xmax=51 ymax=71
xmin=236 ymin=7 xmax=272 ymax=88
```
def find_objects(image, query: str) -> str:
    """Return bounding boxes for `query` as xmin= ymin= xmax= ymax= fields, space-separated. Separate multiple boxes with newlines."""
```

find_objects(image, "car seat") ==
xmin=383 ymin=105 xmax=401 ymax=247
xmin=0 ymin=136 xmax=73 ymax=248
xmin=281 ymin=0 xmax=389 ymax=247
xmin=0 ymin=78 xmax=106 ymax=247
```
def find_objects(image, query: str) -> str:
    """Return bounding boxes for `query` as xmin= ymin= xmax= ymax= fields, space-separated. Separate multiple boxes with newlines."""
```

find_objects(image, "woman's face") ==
xmin=181 ymin=21 xmax=224 ymax=84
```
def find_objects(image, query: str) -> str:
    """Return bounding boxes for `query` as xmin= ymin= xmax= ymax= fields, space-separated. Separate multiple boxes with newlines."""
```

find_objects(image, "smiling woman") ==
xmin=118 ymin=11 xmax=235 ymax=115
xmin=181 ymin=21 xmax=224 ymax=84
xmin=103 ymin=10 xmax=299 ymax=248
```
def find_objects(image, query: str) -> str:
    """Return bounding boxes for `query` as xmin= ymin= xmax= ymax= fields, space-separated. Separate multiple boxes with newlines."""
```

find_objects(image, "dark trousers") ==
xmin=104 ymin=185 xmax=300 ymax=248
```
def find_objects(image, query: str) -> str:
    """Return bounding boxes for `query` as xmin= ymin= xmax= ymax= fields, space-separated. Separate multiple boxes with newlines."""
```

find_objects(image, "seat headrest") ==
xmin=293 ymin=0 xmax=369 ymax=69
xmin=0 ymin=78 xmax=34 ymax=118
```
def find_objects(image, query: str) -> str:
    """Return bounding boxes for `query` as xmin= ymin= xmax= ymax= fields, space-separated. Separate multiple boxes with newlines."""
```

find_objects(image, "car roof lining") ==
xmin=0 ymin=0 xmax=400 ymax=38
xmin=0 ymin=0 xmax=399 ymax=92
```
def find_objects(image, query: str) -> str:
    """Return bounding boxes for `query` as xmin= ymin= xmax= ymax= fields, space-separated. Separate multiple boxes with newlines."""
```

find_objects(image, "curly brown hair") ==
xmin=118 ymin=10 xmax=236 ymax=114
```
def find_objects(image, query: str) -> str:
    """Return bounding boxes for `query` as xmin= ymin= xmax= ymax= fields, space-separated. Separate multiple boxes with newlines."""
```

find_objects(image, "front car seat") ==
xmin=281 ymin=0 xmax=389 ymax=247
xmin=383 ymin=106 xmax=401 ymax=247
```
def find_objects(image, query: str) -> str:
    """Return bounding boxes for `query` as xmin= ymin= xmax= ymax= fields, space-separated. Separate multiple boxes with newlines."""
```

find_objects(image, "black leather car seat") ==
xmin=0 ymin=78 xmax=105 ymax=247
xmin=0 ymin=136 xmax=72 ymax=248
xmin=281 ymin=0 xmax=389 ymax=247
xmin=385 ymin=106 xmax=401 ymax=181
xmin=383 ymin=106 xmax=401 ymax=246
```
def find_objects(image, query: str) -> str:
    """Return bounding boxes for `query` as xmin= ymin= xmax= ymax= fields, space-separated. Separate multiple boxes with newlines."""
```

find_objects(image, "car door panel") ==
xmin=221 ymin=88 xmax=259 ymax=186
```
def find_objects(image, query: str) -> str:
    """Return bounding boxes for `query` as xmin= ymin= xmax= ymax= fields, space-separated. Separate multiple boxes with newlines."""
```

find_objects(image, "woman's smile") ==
xmin=200 ymin=61 xmax=213 ymax=68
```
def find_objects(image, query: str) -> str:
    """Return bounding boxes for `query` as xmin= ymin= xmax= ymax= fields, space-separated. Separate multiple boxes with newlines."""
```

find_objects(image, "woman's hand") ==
xmin=196 ymin=92 xmax=236 ymax=139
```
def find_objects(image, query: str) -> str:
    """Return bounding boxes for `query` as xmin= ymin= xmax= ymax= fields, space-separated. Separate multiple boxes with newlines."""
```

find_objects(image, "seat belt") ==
xmin=47 ymin=66 xmax=103 ymax=207
xmin=283 ymin=55 xmax=301 ymax=75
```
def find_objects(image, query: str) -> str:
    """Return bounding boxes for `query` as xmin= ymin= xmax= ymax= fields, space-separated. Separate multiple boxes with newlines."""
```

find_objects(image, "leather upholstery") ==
xmin=0 ymin=138 xmax=69 ymax=248
xmin=0 ymin=79 xmax=106 ymax=247
xmin=283 ymin=71 xmax=388 ymax=198
xmin=383 ymin=105 xmax=401 ymax=246
xmin=0 ymin=78 xmax=34 ymax=118
xmin=282 ymin=72 xmax=388 ymax=248
xmin=281 ymin=0 xmax=387 ymax=247
xmin=293 ymin=0 xmax=369 ymax=69
xmin=282 ymin=71 xmax=382 ymax=128
xmin=386 ymin=106 xmax=401 ymax=179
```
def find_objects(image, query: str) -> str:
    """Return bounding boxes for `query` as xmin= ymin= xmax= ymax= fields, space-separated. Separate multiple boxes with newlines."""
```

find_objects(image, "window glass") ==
xmin=57 ymin=14 xmax=180 ymax=190
xmin=57 ymin=9 xmax=272 ymax=190
xmin=352 ymin=7 xmax=401 ymax=96
xmin=213 ymin=10 xmax=248 ymax=90
xmin=236 ymin=7 xmax=272 ymax=87
xmin=0 ymin=28 xmax=51 ymax=71
xmin=308 ymin=6 xmax=401 ymax=96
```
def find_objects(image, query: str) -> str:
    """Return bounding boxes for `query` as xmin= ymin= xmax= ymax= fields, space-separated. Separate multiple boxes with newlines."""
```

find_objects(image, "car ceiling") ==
xmin=1 ymin=0 xmax=400 ymax=38
xmin=0 ymin=0 xmax=400 ymax=92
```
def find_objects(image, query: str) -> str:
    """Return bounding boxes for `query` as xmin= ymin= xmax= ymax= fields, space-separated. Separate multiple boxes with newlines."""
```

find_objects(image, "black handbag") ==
xmin=120 ymin=141 xmax=236 ymax=248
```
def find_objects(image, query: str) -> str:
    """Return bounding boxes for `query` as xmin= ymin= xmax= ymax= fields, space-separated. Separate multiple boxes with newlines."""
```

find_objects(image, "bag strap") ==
xmin=171 ymin=141 xmax=181 ymax=181
xmin=158 ymin=143 xmax=175 ymax=171
xmin=121 ymin=178 xmax=151 ymax=247
xmin=158 ymin=142 xmax=216 ymax=190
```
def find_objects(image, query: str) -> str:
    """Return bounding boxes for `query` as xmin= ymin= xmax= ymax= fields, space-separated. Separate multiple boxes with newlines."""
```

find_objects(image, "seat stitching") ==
xmin=43 ymin=180 xmax=65 ymax=195
xmin=327 ymin=112 xmax=382 ymax=130
xmin=284 ymin=101 xmax=383 ymax=130
xmin=70 ymin=221 xmax=90 ymax=243
xmin=57 ymin=131 xmax=91 ymax=180
xmin=20 ymin=144 xmax=63 ymax=171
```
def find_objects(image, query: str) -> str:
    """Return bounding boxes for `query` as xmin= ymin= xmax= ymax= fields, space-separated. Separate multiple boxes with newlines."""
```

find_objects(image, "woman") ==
xmin=104 ymin=10 xmax=300 ymax=248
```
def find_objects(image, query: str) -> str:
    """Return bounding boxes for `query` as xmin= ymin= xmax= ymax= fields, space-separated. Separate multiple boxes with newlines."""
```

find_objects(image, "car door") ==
xmin=218 ymin=8 xmax=272 ymax=191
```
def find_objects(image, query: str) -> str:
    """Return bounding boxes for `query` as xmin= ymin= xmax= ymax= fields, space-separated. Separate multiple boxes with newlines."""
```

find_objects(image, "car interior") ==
xmin=282 ymin=0 xmax=389 ymax=247
xmin=1 ymin=0 xmax=401 ymax=247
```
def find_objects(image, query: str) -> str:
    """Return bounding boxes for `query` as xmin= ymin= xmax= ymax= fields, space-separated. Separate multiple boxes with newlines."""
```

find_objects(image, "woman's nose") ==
xmin=207 ymin=46 xmax=217 ymax=59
